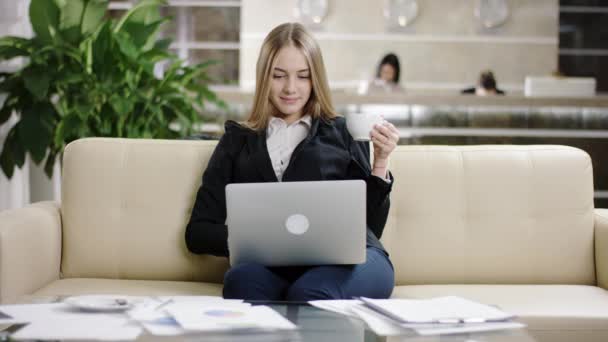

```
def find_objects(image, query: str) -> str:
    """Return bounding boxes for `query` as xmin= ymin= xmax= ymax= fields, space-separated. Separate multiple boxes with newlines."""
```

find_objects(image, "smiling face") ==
xmin=379 ymin=63 xmax=396 ymax=83
xmin=269 ymin=44 xmax=312 ymax=123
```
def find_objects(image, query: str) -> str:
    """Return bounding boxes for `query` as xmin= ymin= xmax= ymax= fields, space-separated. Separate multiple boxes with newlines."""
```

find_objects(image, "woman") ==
xmin=370 ymin=53 xmax=403 ymax=92
xmin=185 ymin=22 xmax=400 ymax=301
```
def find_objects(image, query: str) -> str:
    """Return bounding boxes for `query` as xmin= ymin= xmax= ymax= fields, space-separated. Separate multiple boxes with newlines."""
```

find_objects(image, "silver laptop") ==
xmin=225 ymin=180 xmax=366 ymax=267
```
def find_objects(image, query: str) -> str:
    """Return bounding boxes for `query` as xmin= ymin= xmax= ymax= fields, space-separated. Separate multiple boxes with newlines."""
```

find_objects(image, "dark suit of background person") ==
xmin=461 ymin=87 xmax=505 ymax=95
xmin=185 ymin=116 xmax=395 ymax=300
xmin=462 ymin=70 xmax=505 ymax=95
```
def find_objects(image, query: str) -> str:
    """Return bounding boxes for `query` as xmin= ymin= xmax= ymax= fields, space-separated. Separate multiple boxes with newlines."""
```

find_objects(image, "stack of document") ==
xmin=130 ymin=296 xmax=297 ymax=336
xmin=0 ymin=296 xmax=297 ymax=340
xmin=0 ymin=302 xmax=143 ymax=340
xmin=310 ymin=296 xmax=525 ymax=336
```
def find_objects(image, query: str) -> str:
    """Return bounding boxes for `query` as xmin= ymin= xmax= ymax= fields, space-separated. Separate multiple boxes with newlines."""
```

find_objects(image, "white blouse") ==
xmin=266 ymin=115 xmax=312 ymax=181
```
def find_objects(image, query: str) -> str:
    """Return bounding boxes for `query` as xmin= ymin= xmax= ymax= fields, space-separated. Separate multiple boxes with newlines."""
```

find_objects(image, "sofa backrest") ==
xmin=380 ymin=145 xmax=596 ymax=285
xmin=61 ymin=139 xmax=596 ymax=286
xmin=61 ymin=138 xmax=228 ymax=283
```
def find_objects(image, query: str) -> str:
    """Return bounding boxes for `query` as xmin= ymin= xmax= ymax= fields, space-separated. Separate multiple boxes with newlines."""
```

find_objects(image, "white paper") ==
xmin=10 ymin=319 xmax=142 ymax=341
xmin=0 ymin=303 xmax=129 ymax=323
xmin=360 ymin=296 xmax=515 ymax=323
xmin=156 ymin=295 xmax=243 ymax=303
xmin=167 ymin=304 xmax=296 ymax=332
xmin=0 ymin=297 xmax=256 ymax=339
xmin=0 ymin=303 xmax=141 ymax=341
xmin=311 ymin=298 xmax=526 ymax=337
xmin=349 ymin=304 xmax=412 ymax=336
xmin=308 ymin=300 xmax=362 ymax=317
xmin=128 ymin=297 xmax=249 ymax=336
xmin=0 ymin=309 xmax=28 ymax=325
xmin=128 ymin=296 xmax=245 ymax=321
xmin=414 ymin=322 xmax=526 ymax=336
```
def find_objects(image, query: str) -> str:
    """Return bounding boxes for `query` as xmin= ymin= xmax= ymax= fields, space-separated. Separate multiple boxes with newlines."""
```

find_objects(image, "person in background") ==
xmin=185 ymin=22 xmax=399 ymax=301
xmin=370 ymin=53 xmax=404 ymax=92
xmin=462 ymin=70 xmax=505 ymax=96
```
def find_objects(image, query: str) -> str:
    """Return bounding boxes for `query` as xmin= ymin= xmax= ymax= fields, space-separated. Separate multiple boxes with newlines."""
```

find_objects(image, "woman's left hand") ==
xmin=370 ymin=120 xmax=399 ymax=178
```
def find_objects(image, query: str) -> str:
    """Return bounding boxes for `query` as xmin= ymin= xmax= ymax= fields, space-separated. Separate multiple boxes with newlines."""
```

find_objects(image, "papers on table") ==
xmin=349 ymin=303 xmax=411 ymax=336
xmin=360 ymin=296 xmax=515 ymax=323
xmin=0 ymin=303 xmax=142 ymax=340
xmin=310 ymin=296 xmax=526 ymax=336
xmin=129 ymin=296 xmax=296 ymax=335
xmin=0 ymin=294 xmax=526 ymax=339
xmin=127 ymin=296 xmax=247 ymax=336
xmin=0 ymin=296 xmax=297 ymax=340
xmin=308 ymin=299 xmax=362 ymax=317
xmin=166 ymin=303 xmax=296 ymax=332
xmin=11 ymin=317 xmax=142 ymax=341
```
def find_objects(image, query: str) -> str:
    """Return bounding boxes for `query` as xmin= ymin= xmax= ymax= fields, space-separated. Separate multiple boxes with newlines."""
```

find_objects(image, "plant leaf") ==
xmin=0 ymin=140 xmax=15 ymax=179
xmin=153 ymin=37 xmax=172 ymax=51
xmin=199 ymin=86 xmax=218 ymax=102
xmin=18 ymin=103 xmax=54 ymax=164
xmin=0 ymin=36 xmax=34 ymax=60
xmin=0 ymin=36 xmax=33 ymax=48
xmin=179 ymin=61 xmax=219 ymax=86
xmin=109 ymin=93 xmax=134 ymax=116
xmin=0 ymin=74 xmax=21 ymax=93
xmin=114 ymin=32 xmax=138 ymax=61
xmin=44 ymin=149 xmax=57 ymax=178
xmin=91 ymin=21 xmax=114 ymax=78
xmin=29 ymin=0 xmax=61 ymax=44
xmin=122 ymin=18 xmax=168 ymax=51
xmin=0 ymin=46 xmax=28 ymax=60
xmin=0 ymin=127 xmax=25 ymax=178
xmin=80 ymin=0 xmax=108 ymax=36
xmin=55 ymin=68 xmax=84 ymax=85
xmin=58 ymin=44 xmax=84 ymax=64
xmin=60 ymin=0 xmax=107 ymax=44
xmin=11 ymin=130 xmax=26 ymax=168
xmin=0 ymin=104 xmax=13 ymax=125
xmin=58 ymin=0 xmax=84 ymax=43
xmin=23 ymin=66 xmax=50 ymax=100
xmin=114 ymin=0 xmax=165 ymax=33
xmin=55 ymin=112 xmax=83 ymax=146
xmin=139 ymin=48 xmax=171 ymax=65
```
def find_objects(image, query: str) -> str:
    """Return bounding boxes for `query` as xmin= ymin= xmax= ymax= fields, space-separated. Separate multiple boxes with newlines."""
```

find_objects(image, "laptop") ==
xmin=225 ymin=180 xmax=366 ymax=266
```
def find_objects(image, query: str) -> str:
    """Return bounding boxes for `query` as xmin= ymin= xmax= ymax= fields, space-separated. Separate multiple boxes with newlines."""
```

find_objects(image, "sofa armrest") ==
xmin=0 ymin=201 xmax=62 ymax=303
xmin=596 ymin=208 xmax=608 ymax=290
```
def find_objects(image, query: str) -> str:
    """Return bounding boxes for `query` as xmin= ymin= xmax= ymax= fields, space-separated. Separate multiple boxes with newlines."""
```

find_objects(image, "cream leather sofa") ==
xmin=1 ymin=138 xmax=607 ymax=340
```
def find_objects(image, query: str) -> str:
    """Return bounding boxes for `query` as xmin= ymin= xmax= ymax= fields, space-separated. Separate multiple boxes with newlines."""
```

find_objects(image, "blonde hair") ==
xmin=243 ymin=22 xmax=338 ymax=131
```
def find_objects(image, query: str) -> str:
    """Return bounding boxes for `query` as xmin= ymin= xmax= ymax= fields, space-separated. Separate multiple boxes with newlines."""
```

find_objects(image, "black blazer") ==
xmin=461 ymin=87 xmax=505 ymax=95
xmin=185 ymin=116 xmax=393 ymax=257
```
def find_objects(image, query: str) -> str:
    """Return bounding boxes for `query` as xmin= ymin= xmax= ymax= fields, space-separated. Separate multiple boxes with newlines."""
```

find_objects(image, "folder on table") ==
xmin=358 ymin=296 xmax=515 ymax=325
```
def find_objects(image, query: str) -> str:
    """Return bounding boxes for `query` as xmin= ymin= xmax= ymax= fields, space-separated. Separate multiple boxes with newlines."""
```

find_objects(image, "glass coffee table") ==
xmin=8 ymin=296 xmax=608 ymax=341
xmin=3 ymin=298 xmax=535 ymax=341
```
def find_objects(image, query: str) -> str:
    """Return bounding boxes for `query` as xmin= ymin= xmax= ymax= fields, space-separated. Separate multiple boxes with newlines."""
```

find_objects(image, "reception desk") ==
xmin=208 ymin=90 xmax=608 ymax=207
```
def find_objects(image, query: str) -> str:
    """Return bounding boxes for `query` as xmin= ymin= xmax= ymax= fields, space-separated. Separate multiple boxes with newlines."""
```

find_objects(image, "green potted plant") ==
xmin=0 ymin=0 xmax=225 ymax=179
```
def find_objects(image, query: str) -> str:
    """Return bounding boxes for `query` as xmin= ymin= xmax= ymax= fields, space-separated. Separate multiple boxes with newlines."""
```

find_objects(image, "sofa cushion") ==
xmin=60 ymin=138 xmax=228 ymax=282
xmin=380 ymin=145 xmax=596 ymax=285
xmin=30 ymin=278 xmax=223 ymax=300
xmin=392 ymin=284 xmax=608 ymax=330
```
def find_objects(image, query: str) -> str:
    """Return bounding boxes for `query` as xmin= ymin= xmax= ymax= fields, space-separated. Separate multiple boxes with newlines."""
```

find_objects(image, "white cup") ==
xmin=346 ymin=112 xmax=383 ymax=141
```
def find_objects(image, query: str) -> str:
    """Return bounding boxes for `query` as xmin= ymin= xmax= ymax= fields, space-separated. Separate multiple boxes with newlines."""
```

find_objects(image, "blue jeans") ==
xmin=222 ymin=247 xmax=394 ymax=301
